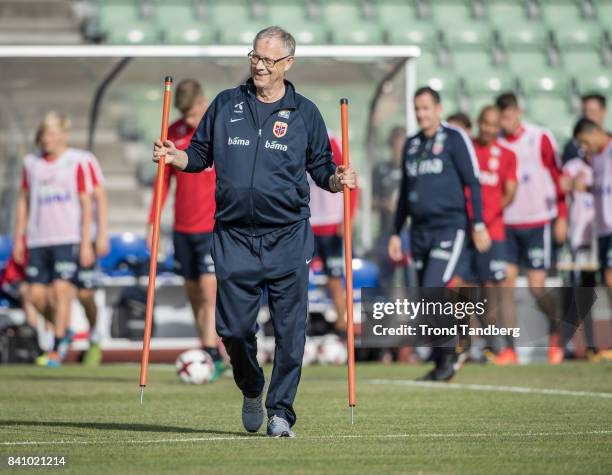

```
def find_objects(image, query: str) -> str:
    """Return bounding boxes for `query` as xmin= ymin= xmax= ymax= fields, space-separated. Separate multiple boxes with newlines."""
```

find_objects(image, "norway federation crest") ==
xmin=273 ymin=121 xmax=288 ymax=138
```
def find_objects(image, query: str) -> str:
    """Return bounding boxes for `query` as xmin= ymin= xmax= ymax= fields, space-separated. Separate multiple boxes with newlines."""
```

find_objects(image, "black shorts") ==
xmin=173 ymin=231 xmax=215 ymax=281
xmin=505 ymin=224 xmax=552 ymax=270
xmin=26 ymin=244 xmax=79 ymax=285
xmin=463 ymin=240 xmax=508 ymax=284
xmin=314 ymin=235 xmax=344 ymax=278
xmin=75 ymin=263 xmax=97 ymax=290
xmin=598 ymin=234 xmax=612 ymax=271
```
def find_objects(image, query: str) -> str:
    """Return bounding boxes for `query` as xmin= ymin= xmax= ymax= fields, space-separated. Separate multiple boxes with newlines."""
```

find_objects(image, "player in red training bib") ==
xmin=146 ymin=79 xmax=223 ymax=379
xmin=495 ymin=92 xmax=568 ymax=365
xmin=470 ymin=106 xmax=518 ymax=284
xmin=469 ymin=105 xmax=519 ymax=365
xmin=13 ymin=111 xmax=95 ymax=367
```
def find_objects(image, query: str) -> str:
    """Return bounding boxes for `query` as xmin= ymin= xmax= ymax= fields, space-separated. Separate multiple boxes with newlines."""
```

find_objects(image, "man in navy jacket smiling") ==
xmin=153 ymin=26 xmax=357 ymax=438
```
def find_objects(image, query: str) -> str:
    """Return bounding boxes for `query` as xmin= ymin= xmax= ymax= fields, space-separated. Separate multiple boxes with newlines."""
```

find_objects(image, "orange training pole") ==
xmin=139 ymin=76 xmax=173 ymax=404
xmin=340 ymin=98 xmax=356 ymax=424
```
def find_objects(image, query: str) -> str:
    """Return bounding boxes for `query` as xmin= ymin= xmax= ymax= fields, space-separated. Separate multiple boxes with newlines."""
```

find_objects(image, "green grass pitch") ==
xmin=1 ymin=362 xmax=611 ymax=474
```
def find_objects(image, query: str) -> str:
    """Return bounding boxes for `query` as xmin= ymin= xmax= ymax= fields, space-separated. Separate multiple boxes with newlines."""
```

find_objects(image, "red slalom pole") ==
xmin=340 ymin=98 xmax=356 ymax=424
xmin=139 ymin=76 xmax=173 ymax=404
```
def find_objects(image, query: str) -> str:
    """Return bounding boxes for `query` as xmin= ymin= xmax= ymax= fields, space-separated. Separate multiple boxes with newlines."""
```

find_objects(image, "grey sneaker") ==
xmin=267 ymin=415 xmax=295 ymax=438
xmin=242 ymin=393 xmax=264 ymax=433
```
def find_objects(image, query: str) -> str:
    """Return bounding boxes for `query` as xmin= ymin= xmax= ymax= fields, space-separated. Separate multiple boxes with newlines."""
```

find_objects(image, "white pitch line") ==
xmin=368 ymin=379 xmax=612 ymax=399
xmin=1 ymin=430 xmax=611 ymax=447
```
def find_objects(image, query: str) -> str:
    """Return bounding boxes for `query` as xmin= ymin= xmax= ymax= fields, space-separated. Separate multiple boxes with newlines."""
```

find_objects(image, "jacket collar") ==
xmin=243 ymin=78 xmax=297 ymax=110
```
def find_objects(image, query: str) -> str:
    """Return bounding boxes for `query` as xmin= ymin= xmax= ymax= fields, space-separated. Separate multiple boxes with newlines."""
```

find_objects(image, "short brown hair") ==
xmin=175 ymin=79 xmax=204 ymax=113
xmin=447 ymin=111 xmax=472 ymax=130
xmin=573 ymin=117 xmax=600 ymax=137
xmin=495 ymin=92 xmax=519 ymax=111
xmin=414 ymin=86 xmax=441 ymax=104
xmin=582 ymin=93 xmax=607 ymax=109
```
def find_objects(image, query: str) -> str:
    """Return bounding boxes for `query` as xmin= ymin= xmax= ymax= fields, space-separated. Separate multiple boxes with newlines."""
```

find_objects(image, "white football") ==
xmin=317 ymin=335 xmax=348 ymax=365
xmin=175 ymin=349 xmax=215 ymax=384
xmin=302 ymin=338 xmax=318 ymax=366
xmin=257 ymin=336 xmax=275 ymax=366
xmin=256 ymin=343 xmax=269 ymax=366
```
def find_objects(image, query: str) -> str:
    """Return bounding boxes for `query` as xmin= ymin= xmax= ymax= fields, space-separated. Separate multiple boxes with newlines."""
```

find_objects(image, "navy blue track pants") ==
xmin=212 ymin=219 xmax=314 ymax=427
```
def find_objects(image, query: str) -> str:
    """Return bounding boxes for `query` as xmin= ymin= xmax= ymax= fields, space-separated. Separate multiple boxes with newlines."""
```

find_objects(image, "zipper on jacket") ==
xmin=248 ymin=113 xmax=262 ymax=235
xmin=247 ymin=107 xmax=281 ymax=232
xmin=246 ymin=91 xmax=295 ymax=233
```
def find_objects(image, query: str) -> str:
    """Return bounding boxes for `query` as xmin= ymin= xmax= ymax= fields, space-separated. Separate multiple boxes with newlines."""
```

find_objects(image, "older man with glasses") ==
xmin=153 ymin=26 xmax=357 ymax=438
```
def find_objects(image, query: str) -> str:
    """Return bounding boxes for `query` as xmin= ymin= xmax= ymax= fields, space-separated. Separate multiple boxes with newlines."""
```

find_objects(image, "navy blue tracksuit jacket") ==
xmin=185 ymin=78 xmax=336 ymax=233
xmin=183 ymin=79 xmax=337 ymax=426
xmin=393 ymin=123 xmax=484 ymax=363
xmin=394 ymin=123 xmax=484 ymax=287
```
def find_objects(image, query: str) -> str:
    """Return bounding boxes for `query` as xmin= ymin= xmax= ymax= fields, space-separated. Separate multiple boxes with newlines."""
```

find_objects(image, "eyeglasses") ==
xmin=248 ymin=50 xmax=292 ymax=69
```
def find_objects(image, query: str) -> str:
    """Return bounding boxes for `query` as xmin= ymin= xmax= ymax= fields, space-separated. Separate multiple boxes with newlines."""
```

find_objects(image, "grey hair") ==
xmin=253 ymin=26 xmax=296 ymax=56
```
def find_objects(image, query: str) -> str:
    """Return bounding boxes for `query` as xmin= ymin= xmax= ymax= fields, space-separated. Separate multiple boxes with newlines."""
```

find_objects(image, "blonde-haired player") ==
xmin=13 ymin=111 xmax=95 ymax=367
